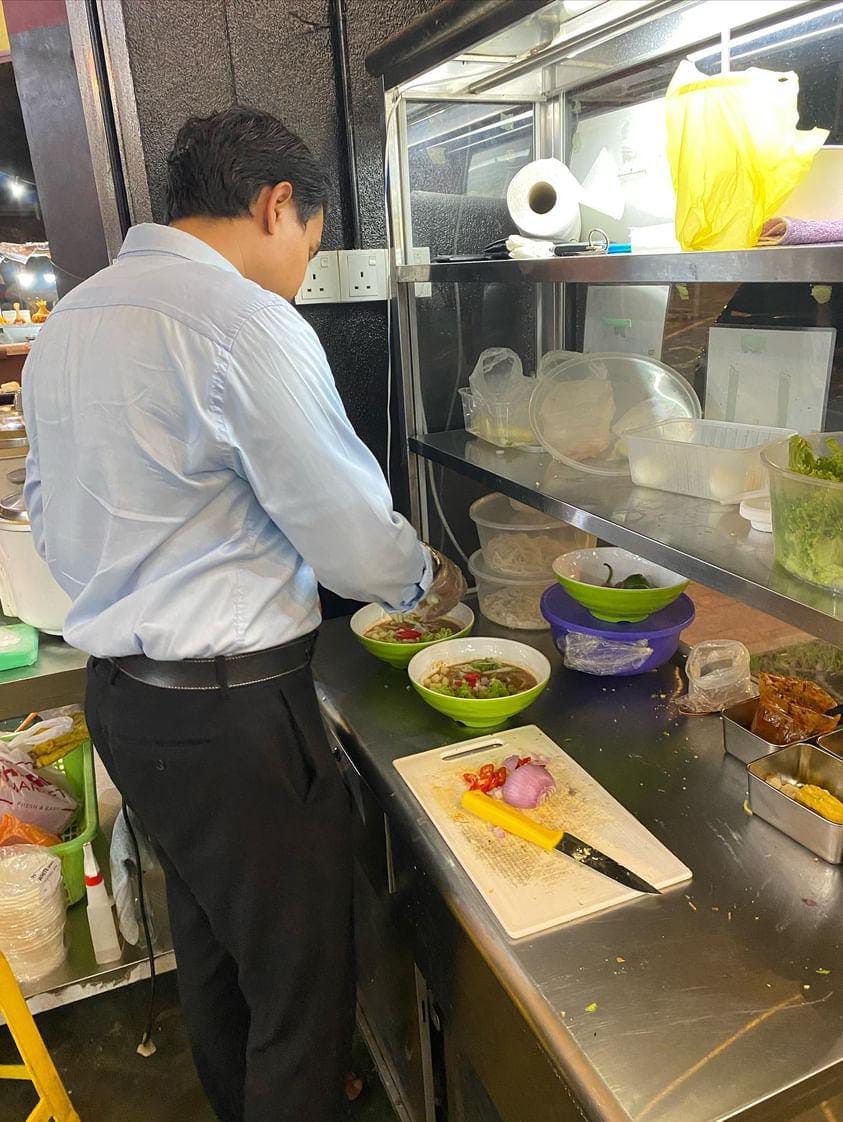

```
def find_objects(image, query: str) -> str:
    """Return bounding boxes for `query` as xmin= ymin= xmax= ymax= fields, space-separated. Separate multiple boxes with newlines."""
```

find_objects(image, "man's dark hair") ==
xmin=165 ymin=106 xmax=330 ymax=224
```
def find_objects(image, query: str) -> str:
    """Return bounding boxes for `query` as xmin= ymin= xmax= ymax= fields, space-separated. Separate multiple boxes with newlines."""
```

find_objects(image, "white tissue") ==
xmin=506 ymin=159 xmax=583 ymax=242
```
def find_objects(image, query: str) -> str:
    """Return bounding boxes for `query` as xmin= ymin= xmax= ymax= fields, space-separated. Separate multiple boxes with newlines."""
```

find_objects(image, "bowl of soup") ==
xmin=408 ymin=637 xmax=550 ymax=728
xmin=351 ymin=602 xmax=474 ymax=668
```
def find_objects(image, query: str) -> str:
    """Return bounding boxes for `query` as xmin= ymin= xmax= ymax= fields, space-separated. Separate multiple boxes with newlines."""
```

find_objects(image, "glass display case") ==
xmin=384 ymin=0 xmax=843 ymax=644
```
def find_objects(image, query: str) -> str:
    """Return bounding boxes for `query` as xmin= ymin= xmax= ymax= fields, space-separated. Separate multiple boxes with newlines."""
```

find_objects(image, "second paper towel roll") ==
xmin=506 ymin=158 xmax=582 ymax=242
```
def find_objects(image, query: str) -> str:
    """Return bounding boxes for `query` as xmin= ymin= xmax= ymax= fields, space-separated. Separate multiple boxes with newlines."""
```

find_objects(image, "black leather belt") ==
xmin=111 ymin=632 xmax=318 ymax=691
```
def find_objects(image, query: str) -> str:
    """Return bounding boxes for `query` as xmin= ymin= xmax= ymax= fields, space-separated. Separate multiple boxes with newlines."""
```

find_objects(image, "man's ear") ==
xmin=263 ymin=181 xmax=294 ymax=234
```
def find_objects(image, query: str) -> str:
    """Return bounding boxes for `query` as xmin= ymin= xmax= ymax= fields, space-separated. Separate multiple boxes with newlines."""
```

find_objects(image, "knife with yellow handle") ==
xmin=461 ymin=789 xmax=660 ymax=894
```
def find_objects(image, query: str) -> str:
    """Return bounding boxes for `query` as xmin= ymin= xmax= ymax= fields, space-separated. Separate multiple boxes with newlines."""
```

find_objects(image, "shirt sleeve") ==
xmin=220 ymin=301 xmax=431 ymax=611
xmin=21 ymin=373 xmax=46 ymax=561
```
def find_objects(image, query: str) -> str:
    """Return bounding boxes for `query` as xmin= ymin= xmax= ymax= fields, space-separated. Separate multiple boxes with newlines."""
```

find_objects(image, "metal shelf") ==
xmin=396 ymin=245 xmax=843 ymax=285
xmin=411 ymin=430 xmax=842 ymax=643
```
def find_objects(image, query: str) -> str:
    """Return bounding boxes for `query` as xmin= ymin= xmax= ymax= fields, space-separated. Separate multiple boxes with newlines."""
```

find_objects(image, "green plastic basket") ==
xmin=48 ymin=741 xmax=99 ymax=905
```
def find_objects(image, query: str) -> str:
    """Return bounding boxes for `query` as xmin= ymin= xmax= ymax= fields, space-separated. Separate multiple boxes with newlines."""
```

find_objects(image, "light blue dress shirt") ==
xmin=23 ymin=224 xmax=430 ymax=660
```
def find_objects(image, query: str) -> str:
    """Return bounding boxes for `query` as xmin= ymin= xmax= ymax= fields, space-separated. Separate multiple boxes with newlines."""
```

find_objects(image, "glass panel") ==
xmin=406 ymin=102 xmax=534 ymax=261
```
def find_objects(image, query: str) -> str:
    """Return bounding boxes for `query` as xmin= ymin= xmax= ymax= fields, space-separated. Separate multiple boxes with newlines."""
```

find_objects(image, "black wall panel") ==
xmin=119 ymin=0 xmax=441 ymax=480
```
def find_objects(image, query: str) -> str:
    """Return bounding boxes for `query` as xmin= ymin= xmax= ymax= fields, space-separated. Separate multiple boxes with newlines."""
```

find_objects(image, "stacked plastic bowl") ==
xmin=468 ymin=493 xmax=594 ymax=631
xmin=0 ymin=845 xmax=66 ymax=981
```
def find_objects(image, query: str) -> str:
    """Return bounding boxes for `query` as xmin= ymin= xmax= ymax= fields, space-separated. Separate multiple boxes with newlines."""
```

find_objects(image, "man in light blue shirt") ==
xmin=23 ymin=106 xmax=463 ymax=1122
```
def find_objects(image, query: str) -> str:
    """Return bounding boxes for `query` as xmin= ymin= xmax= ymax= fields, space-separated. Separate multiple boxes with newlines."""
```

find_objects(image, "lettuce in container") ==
xmin=768 ymin=435 xmax=843 ymax=592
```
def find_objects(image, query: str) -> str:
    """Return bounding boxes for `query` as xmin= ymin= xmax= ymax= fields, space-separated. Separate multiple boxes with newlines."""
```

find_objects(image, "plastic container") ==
xmin=626 ymin=419 xmax=795 ymax=504
xmin=468 ymin=550 xmax=550 ymax=630
xmin=540 ymin=584 xmax=695 ymax=675
xmin=0 ymin=846 xmax=66 ymax=981
xmin=529 ymin=353 xmax=701 ymax=476
xmin=0 ymin=622 xmax=38 ymax=670
xmin=49 ymin=740 xmax=99 ymax=905
xmin=469 ymin=493 xmax=594 ymax=577
xmin=459 ymin=388 xmax=541 ymax=451
xmin=762 ymin=432 xmax=843 ymax=593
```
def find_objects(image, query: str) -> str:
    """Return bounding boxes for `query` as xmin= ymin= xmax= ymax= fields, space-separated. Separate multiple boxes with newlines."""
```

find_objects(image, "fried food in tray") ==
xmin=751 ymin=671 xmax=841 ymax=745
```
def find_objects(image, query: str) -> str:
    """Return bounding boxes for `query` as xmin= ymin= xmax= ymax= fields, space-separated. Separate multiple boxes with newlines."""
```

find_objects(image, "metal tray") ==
xmin=747 ymin=743 xmax=843 ymax=863
xmin=722 ymin=697 xmax=797 ymax=765
xmin=818 ymin=728 xmax=843 ymax=757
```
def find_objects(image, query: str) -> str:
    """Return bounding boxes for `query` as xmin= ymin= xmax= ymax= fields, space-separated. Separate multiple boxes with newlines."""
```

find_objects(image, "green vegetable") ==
xmin=469 ymin=659 xmax=502 ymax=672
xmin=788 ymin=434 xmax=843 ymax=482
xmin=603 ymin=563 xmax=653 ymax=590
xmin=773 ymin=435 xmax=843 ymax=590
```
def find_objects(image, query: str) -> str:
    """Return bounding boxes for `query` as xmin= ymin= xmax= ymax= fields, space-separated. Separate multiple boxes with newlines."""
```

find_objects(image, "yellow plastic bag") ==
xmin=665 ymin=61 xmax=828 ymax=251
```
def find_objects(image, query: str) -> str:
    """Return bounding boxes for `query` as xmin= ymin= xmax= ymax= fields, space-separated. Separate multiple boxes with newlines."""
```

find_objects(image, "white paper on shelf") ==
xmin=705 ymin=327 xmax=836 ymax=431
xmin=570 ymin=99 xmax=676 ymax=243
xmin=584 ymin=285 xmax=670 ymax=358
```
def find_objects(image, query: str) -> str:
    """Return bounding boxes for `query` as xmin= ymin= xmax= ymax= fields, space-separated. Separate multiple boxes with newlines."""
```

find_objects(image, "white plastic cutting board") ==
xmin=395 ymin=726 xmax=691 ymax=939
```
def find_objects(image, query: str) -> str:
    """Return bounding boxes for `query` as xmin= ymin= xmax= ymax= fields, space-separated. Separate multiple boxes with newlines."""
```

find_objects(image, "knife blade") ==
xmin=461 ymin=789 xmax=660 ymax=895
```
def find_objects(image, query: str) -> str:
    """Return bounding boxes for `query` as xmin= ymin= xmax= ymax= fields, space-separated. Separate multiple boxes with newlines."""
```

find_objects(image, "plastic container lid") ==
xmin=540 ymin=583 xmax=695 ymax=640
xmin=469 ymin=492 xmax=562 ymax=532
xmin=739 ymin=491 xmax=773 ymax=533
xmin=529 ymin=352 xmax=701 ymax=476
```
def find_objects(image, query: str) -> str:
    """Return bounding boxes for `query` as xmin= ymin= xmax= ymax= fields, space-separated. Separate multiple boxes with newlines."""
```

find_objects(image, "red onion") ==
xmin=502 ymin=754 xmax=520 ymax=772
xmin=501 ymin=763 xmax=555 ymax=809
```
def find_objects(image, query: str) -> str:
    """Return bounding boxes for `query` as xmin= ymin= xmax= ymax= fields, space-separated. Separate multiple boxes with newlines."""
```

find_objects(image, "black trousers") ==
xmin=85 ymin=645 xmax=354 ymax=1122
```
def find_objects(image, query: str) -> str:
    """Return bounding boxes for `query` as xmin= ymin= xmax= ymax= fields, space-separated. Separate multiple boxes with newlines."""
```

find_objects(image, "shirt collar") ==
xmin=117 ymin=223 xmax=242 ymax=276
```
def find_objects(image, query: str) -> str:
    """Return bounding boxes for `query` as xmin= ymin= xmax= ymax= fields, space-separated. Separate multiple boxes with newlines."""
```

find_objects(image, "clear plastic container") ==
xmin=762 ymin=431 xmax=843 ymax=592
xmin=459 ymin=388 xmax=541 ymax=451
xmin=626 ymin=419 xmax=795 ymax=504
xmin=529 ymin=352 xmax=701 ymax=476
xmin=468 ymin=550 xmax=550 ymax=630
xmin=469 ymin=493 xmax=594 ymax=577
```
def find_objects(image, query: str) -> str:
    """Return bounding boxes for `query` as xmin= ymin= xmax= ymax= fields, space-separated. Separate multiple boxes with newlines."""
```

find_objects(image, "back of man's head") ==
xmin=166 ymin=105 xmax=329 ymax=225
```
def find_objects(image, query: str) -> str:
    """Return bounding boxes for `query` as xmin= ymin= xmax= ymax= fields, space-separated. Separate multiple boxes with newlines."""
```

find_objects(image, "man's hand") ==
xmin=414 ymin=547 xmax=467 ymax=621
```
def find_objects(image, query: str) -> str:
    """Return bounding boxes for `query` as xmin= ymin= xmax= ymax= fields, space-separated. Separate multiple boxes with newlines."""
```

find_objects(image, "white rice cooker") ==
xmin=0 ymin=485 xmax=71 ymax=635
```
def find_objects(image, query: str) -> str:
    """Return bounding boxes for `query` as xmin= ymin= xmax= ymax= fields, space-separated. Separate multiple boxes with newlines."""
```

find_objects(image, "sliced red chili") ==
xmin=517 ymin=757 xmax=532 ymax=768
xmin=478 ymin=763 xmax=495 ymax=779
xmin=493 ymin=767 xmax=508 ymax=788
xmin=396 ymin=628 xmax=423 ymax=641
xmin=463 ymin=772 xmax=477 ymax=786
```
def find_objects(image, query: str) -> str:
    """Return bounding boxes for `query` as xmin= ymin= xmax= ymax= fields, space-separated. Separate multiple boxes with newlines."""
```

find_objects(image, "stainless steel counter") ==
xmin=314 ymin=617 xmax=843 ymax=1122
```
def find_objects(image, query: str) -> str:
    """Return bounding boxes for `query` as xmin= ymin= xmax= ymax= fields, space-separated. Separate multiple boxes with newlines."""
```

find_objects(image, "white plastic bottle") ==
xmin=83 ymin=841 xmax=122 ymax=964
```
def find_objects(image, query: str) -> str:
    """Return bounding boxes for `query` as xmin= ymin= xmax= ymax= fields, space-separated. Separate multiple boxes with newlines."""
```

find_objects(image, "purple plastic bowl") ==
xmin=540 ymin=584 xmax=695 ymax=676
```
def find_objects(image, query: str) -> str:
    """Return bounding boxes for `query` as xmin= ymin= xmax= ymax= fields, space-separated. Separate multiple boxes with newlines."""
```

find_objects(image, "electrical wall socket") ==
xmin=296 ymin=250 xmax=341 ymax=304
xmin=339 ymin=248 xmax=388 ymax=301
xmin=411 ymin=246 xmax=431 ymax=298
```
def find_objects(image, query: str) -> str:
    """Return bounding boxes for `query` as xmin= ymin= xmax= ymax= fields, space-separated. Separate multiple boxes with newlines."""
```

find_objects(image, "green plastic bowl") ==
xmin=350 ymin=602 xmax=474 ymax=668
xmin=552 ymin=547 xmax=688 ymax=623
xmin=408 ymin=637 xmax=550 ymax=729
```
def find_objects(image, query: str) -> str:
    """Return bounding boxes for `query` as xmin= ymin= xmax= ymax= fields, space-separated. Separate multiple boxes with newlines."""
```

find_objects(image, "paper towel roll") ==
xmin=506 ymin=158 xmax=582 ymax=242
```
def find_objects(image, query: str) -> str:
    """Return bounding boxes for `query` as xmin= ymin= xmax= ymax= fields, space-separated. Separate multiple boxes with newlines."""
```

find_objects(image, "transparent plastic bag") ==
xmin=684 ymin=639 xmax=755 ymax=713
xmin=110 ymin=807 xmax=158 ymax=947
xmin=563 ymin=631 xmax=652 ymax=676
xmin=665 ymin=61 xmax=828 ymax=251
xmin=0 ymin=845 xmax=66 ymax=981
xmin=469 ymin=347 xmax=524 ymax=400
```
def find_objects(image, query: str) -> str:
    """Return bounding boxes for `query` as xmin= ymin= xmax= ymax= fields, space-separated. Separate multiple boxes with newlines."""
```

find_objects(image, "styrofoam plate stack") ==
xmin=0 ymin=845 xmax=66 ymax=981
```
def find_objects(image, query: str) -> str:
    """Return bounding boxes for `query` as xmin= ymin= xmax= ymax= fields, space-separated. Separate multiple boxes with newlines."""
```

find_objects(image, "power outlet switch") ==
xmin=296 ymin=251 xmax=341 ymax=304
xmin=339 ymin=249 xmax=388 ymax=301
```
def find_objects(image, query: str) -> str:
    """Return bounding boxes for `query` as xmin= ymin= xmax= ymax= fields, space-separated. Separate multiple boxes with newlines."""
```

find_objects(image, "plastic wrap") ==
xmin=562 ymin=631 xmax=652 ymax=675
xmin=751 ymin=671 xmax=840 ymax=745
xmin=684 ymin=639 xmax=755 ymax=713
xmin=0 ymin=845 xmax=66 ymax=981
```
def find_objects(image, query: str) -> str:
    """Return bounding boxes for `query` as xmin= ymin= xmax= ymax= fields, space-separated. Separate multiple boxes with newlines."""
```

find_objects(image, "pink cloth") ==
xmin=759 ymin=216 xmax=843 ymax=246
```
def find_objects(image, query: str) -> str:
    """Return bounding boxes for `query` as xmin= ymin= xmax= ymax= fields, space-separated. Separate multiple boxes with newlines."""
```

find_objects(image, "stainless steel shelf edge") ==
xmin=396 ymin=245 xmax=843 ymax=285
xmin=410 ymin=431 xmax=843 ymax=643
